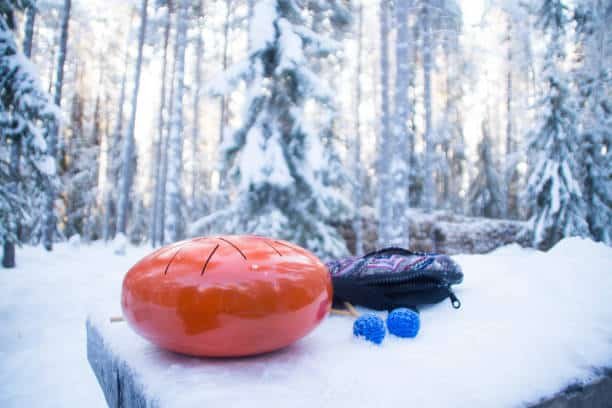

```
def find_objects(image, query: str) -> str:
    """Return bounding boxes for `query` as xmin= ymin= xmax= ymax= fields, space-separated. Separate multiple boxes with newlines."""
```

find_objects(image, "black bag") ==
xmin=326 ymin=247 xmax=463 ymax=311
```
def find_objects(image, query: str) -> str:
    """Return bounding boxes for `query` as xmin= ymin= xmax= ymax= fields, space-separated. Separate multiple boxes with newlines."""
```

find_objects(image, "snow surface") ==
xmin=0 ymin=243 xmax=151 ymax=408
xmin=2 ymin=238 xmax=612 ymax=407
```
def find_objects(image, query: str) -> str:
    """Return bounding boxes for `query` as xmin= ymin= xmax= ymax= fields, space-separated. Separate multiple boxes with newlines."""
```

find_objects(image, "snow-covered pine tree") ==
xmin=128 ymin=195 xmax=148 ymax=243
xmin=83 ymin=89 xmax=101 ymax=240
xmin=501 ymin=2 xmax=536 ymax=220
xmin=574 ymin=0 xmax=611 ymax=244
xmin=414 ymin=0 xmax=461 ymax=212
xmin=43 ymin=0 xmax=70 ymax=251
xmin=305 ymin=1 xmax=353 ymax=243
xmin=116 ymin=0 xmax=148 ymax=238
xmin=62 ymin=90 xmax=84 ymax=238
xmin=62 ymin=89 xmax=100 ymax=241
xmin=192 ymin=0 xmax=351 ymax=258
xmin=581 ymin=120 xmax=611 ymax=244
xmin=3 ymin=0 xmax=35 ymax=260
xmin=443 ymin=63 xmax=467 ymax=214
xmin=525 ymin=0 xmax=589 ymax=249
xmin=1 ymin=0 xmax=58 ymax=267
xmin=468 ymin=119 xmax=504 ymax=218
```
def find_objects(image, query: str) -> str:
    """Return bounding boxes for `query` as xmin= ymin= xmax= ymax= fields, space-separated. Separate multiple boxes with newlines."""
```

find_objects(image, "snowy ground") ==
xmin=0 ymin=243 xmax=150 ymax=408
xmin=2 ymin=238 xmax=612 ymax=407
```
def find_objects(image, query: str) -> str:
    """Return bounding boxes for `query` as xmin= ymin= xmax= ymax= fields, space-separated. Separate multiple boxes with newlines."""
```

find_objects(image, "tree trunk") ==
xmin=2 ymin=241 xmax=15 ymax=268
xmin=44 ymin=0 xmax=71 ymax=251
xmin=218 ymin=0 xmax=231 ymax=157
xmin=116 ymin=0 xmax=149 ymax=236
xmin=389 ymin=0 xmax=412 ymax=247
xmin=164 ymin=0 xmax=188 ymax=243
xmin=441 ymin=28 xmax=465 ymax=213
xmin=191 ymin=11 xmax=204 ymax=213
xmin=22 ymin=4 xmax=36 ymax=57
xmin=421 ymin=3 xmax=435 ymax=213
xmin=440 ymin=41 xmax=451 ymax=208
xmin=211 ymin=0 xmax=232 ymax=213
xmin=352 ymin=2 xmax=364 ymax=256
xmin=505 ymin=18 xmax=513 ymax=166
xmin=505 ymin=15 xmax=517 ymax=219
xmin=377 ymin=0 xmax=392 ymax=247
xmin=157 ymin=117 xmax=170 ymax=245
xmin=46 ymin=40 xmax=55 ymax=93
xmin=150 ymin=9 xmax=171 ymax=247
xmin=84 ymin=84 xmax=102 ymax=241
xmin=158 ymin=11 xmax=181 ymax=246
xmin=2 ymin=134 xmax=21 ymax=268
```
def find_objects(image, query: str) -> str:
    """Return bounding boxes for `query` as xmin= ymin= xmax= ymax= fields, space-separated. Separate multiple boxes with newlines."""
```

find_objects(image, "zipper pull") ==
xmin=449 ymin=289 xmax=461 ymax=309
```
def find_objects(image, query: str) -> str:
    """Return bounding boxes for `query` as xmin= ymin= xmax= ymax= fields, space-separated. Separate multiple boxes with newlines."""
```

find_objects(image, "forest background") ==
xmin=1 ymin=0 xmax=610 ymax=267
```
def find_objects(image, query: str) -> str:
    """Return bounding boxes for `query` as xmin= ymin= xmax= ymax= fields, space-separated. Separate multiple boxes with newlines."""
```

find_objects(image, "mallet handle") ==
xmin=343 ymin=302 xmax=360 ymax=317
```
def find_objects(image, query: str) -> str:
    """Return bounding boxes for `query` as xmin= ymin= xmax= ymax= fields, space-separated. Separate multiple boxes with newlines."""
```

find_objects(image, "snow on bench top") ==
xmin=89 ymin=237 xmax=612 ymax=408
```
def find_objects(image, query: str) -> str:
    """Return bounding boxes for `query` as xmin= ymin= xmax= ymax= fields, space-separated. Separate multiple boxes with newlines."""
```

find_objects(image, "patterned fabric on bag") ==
xmin=326 ymin=248 xmax=464 ymax=311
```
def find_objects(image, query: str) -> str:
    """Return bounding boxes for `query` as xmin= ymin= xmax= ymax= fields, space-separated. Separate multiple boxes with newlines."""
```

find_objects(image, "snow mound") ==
xmin=488 ymin=242 xmax=527 ymax=256
xmin=68 ymin=234 xmax=81 ymax=247
xmin=2 ymin=238 xmax=612 ymax=407
xmin=549 ymin=236 xmax=611 ymax=257
xmin=112 ymin=233 xmax=128 ymax=255
xmin=89 ymin=238 xmax=611 ymax=408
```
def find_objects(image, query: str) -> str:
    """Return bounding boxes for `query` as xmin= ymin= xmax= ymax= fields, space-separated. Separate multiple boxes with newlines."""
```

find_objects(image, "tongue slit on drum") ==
xmin=200 ymin=244 xmax=219 ymax=276
xmin=217 ymin=237 xmax=247 ymax=260
xmin=163 ymin=247 xmax=183 ymax=275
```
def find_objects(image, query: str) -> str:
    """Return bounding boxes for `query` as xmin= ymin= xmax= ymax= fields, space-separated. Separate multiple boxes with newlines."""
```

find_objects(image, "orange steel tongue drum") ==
xmin=121 ymin=235 xmax=332 ymax=357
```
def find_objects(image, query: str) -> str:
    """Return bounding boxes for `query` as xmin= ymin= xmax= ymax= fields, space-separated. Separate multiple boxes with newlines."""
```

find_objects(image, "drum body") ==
xmin=121 ymin=235 xmax=332 ymax=357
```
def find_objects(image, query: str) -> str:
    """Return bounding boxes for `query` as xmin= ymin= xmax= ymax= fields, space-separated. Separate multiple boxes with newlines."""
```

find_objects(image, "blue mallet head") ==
xmin=387 ymin=308 xmax=420 ymax=338
xmin=353 ymin=314 xmax=386 ymax=344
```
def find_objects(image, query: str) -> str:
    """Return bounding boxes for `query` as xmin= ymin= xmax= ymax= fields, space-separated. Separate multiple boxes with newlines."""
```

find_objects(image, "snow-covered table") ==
xmin=87 ymin=239 xmax=612 ymax=408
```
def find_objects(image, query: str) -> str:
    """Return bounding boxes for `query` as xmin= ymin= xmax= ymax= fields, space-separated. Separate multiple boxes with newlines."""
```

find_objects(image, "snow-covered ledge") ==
xmin=87 ymin=238 xmax=612 ymax=407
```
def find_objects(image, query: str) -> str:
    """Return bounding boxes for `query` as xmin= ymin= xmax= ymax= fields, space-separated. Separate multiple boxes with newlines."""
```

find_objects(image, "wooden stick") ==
xmin=343 ymin=302 xmax=360 ymax=318
xmin=109 ymin=316 xmax=124 ymax=323
xmin=330 ymin=309 xmax=356 ymax=317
